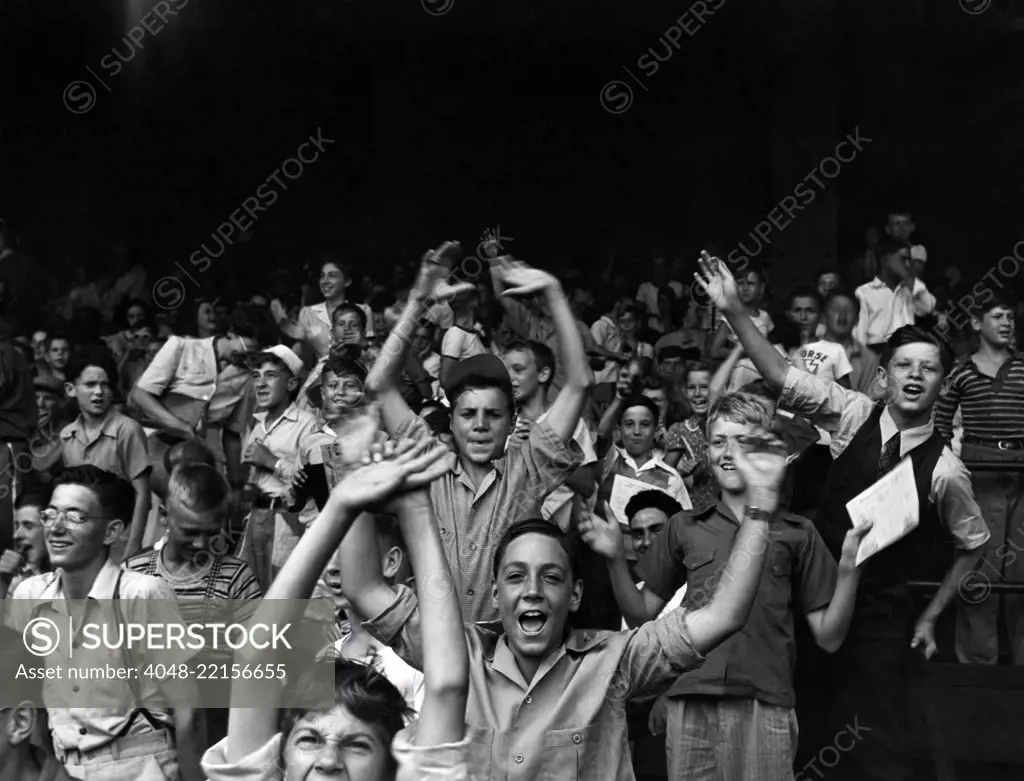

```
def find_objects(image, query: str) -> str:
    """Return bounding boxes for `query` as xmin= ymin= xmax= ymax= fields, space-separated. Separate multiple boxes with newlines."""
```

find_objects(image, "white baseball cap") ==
xmin=910 ymin=244 xmax=928 ymax=263
xmin=262 ymin=345 xmax=304 ymax=377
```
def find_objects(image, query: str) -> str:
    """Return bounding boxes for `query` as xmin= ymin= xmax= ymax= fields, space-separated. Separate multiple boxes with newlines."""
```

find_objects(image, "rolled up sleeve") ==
xmin=780 ymin=367 xmax=874 ymax=459
xmin=508 ymin=419 xmax=583 ymax=499
xmin=362 ymin=584 xmax=425 ymax=671
xmin=393 ymin=724 xmax=470 ymax=781
xmin=134 ymin=337 xmax=184 ymax=396
xmin=621 ymin=606 xmax=705 ymax=700
xmin=395 ymin=414 xmax=435 ymax=444
xmin=932 ymin=450 xmax=991 ymax=551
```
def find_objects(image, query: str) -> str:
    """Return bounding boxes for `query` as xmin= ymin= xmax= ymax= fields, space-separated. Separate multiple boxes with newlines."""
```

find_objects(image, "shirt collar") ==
xmin=37 ymin=558 xmax=123 ymax=604
xmin=253 ymin=403 xmax=300 ymax=429
xmin=61 ymin=411 xmax=117 ymax=442
xmin=879 ymin=405 xmax=934 ymax=458
xmin=614 ymin=445 xmax=673 ymax=474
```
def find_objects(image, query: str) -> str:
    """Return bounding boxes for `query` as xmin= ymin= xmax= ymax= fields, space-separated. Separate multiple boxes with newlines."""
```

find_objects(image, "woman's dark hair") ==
xmin=179 ymin=297 xmax=214 ymax=337
xmin=279 ymin=659 xmax=410 ymax=776
xmin=114 ymin=298 xmax=152 ymax=332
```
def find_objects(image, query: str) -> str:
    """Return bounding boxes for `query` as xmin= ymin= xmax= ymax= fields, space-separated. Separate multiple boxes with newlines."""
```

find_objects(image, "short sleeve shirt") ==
xmin=636 ymin=501 xmax=837 ymax=707
xmin=60 ymin=410 xmax=150 ymax=480
xmin=441 ymin=326 xmax=488 ymax=361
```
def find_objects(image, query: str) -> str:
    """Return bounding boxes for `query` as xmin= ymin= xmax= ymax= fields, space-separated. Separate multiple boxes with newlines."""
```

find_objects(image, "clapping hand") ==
xmin=0 ymin=549 xmax=24 ymax=582
xmin=729 ymin=433 xmax=789 ymax=513
xmin=578 ymin=502 xmax=625 ymax=562
xmin=489 ymin=255 xmax=559 ymax=297
xmin=331 ymin=438 xmax=450 ymax=512
xmin=415 ymin=241 xmax=476 ymax=301
xmin=693 ymin=251 xmax=742 ymax=314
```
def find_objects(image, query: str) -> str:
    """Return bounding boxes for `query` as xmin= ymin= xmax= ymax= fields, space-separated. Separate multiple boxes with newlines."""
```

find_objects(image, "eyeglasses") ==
xmin=40 ymin=509 xmax=112 ymax=528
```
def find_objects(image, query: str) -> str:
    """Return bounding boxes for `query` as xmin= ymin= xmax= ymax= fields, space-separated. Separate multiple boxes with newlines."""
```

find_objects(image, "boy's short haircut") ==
xmin=449 ymin=373 xmax=514 ymax=416
xmin=321 ymin=350 xmax=368 ymax=384
xmin=331 ymin=302 xmax=368 ymax=332
xmin=15 ymin=486 xmax=53 ymax=511
xmin=164 ymin=438 xmax=218 ymax=474
xmin=250 ymin=352 xmax=291 ymax=376
xmin=64 ymin=345 xmax=119 ymax=386
xmin=707 ymin=391 xmax=774 ymax=436
xmin=616 ymin=394 xmax=660 ymax=425
xmin=824 ymin=288 xmax=861 ymax=316
xmin=374 ymin=513 xmax=406 ymax=556
xmin=504 ymin=339 xmax=556 ymax=387
xmin=167 ymin=463 xmax=230 ymax=515
xmin=875 ymin=236 xmax=911 ymax=262
xmin=45 ymin=332 xmax=71 ymax=351
xmin=657 ymin=345 xmax=688 ymax=364
xmin=880 ymin=325 xmax=953 ymax=376
xmin=624 ymin=489 xmax=683 ymax=522
xmin=280 ymin=658 xmax=410 ymax=776
xmin=52 ymin=465 xmax=135 ymax=527
xmin=787 ymin=286 xmax=822 ymax=310
xmin=492 ymin=518 xmax=579 ymax=581
xmin=970 ymin=291 xmax=1017 ymax=319
xmin=684 ymin=360 xmax=713 ymax=380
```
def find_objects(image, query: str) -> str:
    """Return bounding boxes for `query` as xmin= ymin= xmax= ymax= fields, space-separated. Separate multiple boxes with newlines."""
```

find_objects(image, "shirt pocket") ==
xmin=682 ymin=549 xmax=718 ymax=610
xmin=769 ymin=541 xmax=791 ymax=579
xmin=541 ymin=725 xmax=592 ymax=781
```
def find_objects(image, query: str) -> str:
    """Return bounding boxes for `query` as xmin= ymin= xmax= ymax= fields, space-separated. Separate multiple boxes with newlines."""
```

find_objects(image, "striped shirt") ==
xmin=934 ymin=354 xmax=1024 ymax=442
xmin=123 ymin=548 xmax=262 ymax=662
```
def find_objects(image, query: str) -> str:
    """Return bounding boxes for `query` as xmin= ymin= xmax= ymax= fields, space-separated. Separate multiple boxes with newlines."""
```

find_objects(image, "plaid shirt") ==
xmin=396 ymin=414 xmax=581 ymax=623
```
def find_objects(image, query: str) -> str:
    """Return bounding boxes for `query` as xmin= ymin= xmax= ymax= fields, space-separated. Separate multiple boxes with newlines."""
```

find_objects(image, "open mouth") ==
xmin=718 ymin=461 xmax=736 ymax=473
xmin=998 ymin=330 xmax=1012 ymax=339
xmin=518 ymin=610 xmax=548 ymax=636
xmin=47 ymin=539 xmax=73 ymax=552
xmin=902 ymin=383 xmax=924 ymax=400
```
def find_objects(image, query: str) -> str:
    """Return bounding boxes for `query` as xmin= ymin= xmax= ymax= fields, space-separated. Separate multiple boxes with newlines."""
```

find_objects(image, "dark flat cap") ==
xmin=442 ymin=353 xmax=513 ymax=401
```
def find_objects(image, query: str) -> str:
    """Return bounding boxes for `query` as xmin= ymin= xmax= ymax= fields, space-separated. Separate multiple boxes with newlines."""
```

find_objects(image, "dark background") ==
xmin=1 ymin=0 xmax=1022 ymax=297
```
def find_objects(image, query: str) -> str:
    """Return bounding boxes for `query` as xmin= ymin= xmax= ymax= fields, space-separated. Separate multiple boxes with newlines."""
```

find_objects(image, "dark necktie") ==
xmin=876 ymin=433 xmax=901 ymax=481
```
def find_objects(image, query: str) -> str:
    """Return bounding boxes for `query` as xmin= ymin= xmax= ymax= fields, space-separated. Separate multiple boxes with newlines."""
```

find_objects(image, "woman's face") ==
xmin=126 ymin=305 xmax=146 ymax=330
xmin=196 ymin=302 xmax=217 ymax=334
xmin=283 ymin=705 xmax=392 ymax=781
xmin=333 ymin=312 xmax=365 ymax=346
xmin=320 ymin=263 xmax=348 ymax=300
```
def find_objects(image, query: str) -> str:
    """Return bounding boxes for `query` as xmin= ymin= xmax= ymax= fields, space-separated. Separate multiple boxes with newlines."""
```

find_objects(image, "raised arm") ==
xmin=367 ymin=242 xmax=472 ymax=434
xmin=579 ymin=503 xmax=666 ymax=628
xmin=709 ymin=344 xmax=745 ymax=406
xmin=224 ymin=437 xmax=449 ymax=764
xmin=683 ymin=435 xmax=786 ymax=654
xmin=393 ymin=491 xmax=468 ymax=747
xmin=491 ymin=256 xmax=594 ymax=442
xmin=694 ymin=254 xmax=789 ymax=391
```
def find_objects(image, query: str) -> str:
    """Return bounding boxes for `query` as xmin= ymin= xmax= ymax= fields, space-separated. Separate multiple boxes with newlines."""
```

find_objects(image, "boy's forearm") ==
xmin=922 ymin=547 xmax=984 ymax=625
xmin=338 ymin=511 xmax=395 ymax=618
xmin=223 ymin=432 xmax=243 ymax=487
xmin=815 ymin=568 xmax=860 ymax=652
xmin=687 ymin=515 xmax=769 ymax=654
xmin=545 ymin=283 xmax=590 ymax=390
xmin=608 ymin=555 xmax=655 ymax=628
xmin=367 ymin=293 xmax=423 ymax=393
xmin=722 ymin=310 xmax=788 ymax=389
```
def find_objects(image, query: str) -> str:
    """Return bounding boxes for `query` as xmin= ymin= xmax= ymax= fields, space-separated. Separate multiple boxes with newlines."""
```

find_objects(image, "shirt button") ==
xmin=440 ymin=528 xmax=447 ymax=535
xmin=78 ymin=727 xmax=87 ymax=735
xmin=573 ymin=734 xmax=582 ymax=744
xmin=467 ymin=589 xmax=475 ymax=596
xmin=470 ymin=543 xmax=477 ymax=551
xmin=525 ymin=696 xmax=532 ymax=704
xmin=514 ymin=754 xmax=524 ymax=763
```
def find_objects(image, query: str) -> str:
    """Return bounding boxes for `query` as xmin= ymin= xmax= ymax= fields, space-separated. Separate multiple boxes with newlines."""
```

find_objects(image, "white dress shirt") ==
xmin=853 ymin=277 xmax=936 ymax=346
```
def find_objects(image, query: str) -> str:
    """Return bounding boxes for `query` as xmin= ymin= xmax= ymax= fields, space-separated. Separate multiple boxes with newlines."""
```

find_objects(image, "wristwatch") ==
xmin=743 ymin=506 xmax=772 ymax=522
